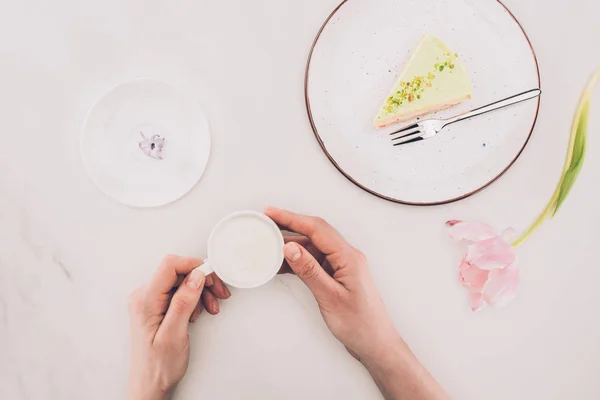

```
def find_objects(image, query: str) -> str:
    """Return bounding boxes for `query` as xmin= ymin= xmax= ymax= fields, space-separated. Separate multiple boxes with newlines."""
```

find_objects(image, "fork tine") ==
xmin=393 ymin=136 xmax=424 ymax=146
xmin=390 ymin=127 xmax=421 ymax=141
xmin=389 ymin=123 xmax=418 ymax=136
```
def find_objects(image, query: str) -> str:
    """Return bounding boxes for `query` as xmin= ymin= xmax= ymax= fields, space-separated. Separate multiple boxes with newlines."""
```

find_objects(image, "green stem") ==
xmin=511 ymin=187 xmax=560 ymax=247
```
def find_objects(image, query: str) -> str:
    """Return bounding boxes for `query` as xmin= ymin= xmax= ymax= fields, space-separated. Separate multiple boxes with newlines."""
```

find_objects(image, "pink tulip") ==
xmin=446 ymin=220 xmax=519 ymax=311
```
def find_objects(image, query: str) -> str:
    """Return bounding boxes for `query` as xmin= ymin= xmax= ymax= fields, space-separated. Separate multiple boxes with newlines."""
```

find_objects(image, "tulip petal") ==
xmin=446 ymin=220 xmax=497 ymax=242
xmin=446 ymin=220 xmax=520 ymax=311
xmin=465 ymin=237 xmax=516 ymax=270
xmin=459 ymin=260 xmax=489 ymax=291
xmin=500 ymin=227 xmax=517 ymax=242
xmin=482 ymin=263 xmax=519 ymax=307
xmin=469 ymin=292 xmax=488 ymax=312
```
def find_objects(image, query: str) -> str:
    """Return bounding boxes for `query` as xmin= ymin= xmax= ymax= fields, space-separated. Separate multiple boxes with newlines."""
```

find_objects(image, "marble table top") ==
xmin=1 ymin=1 xmax=599 ymax=399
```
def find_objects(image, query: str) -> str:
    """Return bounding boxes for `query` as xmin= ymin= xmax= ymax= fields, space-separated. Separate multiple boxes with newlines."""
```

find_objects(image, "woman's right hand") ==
xmin=266 ymin=207 xmax=398 ymax=361
xmin=266 ymin=207 xmax=449 ymax=400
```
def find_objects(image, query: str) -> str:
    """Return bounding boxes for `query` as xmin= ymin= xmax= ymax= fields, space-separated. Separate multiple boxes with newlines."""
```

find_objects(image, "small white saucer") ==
xmin=81 ymin=79 xmax=211 ymax=207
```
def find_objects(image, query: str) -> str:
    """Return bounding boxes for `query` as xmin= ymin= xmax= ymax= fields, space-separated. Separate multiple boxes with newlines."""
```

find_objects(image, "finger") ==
xmin=202 ymin=289 xmax=220 ymax=315
xmin=283 ymin=242 xmax=342 ymax=300
xmin=265 ymin=208 xmax=348 ymax=255
xmin=285 ymin=235 xmax=324 ymax=260
xmin=158 ymin=268 xmax=206 ymax=339
xmin=206 ymin=274 xmax=231 ymax=299
xmin=280 ymin=235 xmax=325 ymax=275
xmin=206 ymin=274 xmax=214 ymax=287
xmin=146 ymin=255 xmax=204 ymax=301
xmin=173 ymin=275 xmax=185 ymax=288
xmin=190 ymin=301 xmax=204 ymax=323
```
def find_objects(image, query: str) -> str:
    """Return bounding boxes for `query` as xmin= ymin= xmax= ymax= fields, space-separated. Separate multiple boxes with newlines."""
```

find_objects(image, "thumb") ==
xmin=284 ymin=242 xmax=339 ymax=300
xmin=159 ymin=268 xmax=206 ymax=338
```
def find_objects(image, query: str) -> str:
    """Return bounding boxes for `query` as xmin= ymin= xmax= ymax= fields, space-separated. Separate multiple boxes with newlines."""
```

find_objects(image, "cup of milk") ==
xmin=196 ymin=210 xmax=284 ymax=288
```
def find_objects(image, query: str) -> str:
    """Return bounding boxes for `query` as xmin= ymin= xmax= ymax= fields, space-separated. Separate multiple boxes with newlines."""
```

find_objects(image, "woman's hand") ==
xmin=127 ymin=255 xmax=230 ymax=400
xmin=267 ymin=208 xmax=449 ymax=400
xmin=267 ymin=207 xmax=398 ymax=361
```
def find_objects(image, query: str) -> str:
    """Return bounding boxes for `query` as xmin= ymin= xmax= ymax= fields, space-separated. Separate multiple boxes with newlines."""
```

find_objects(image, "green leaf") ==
xmin=552 ymin=103 xmax=589 ymax=216
xmin=512 ymin=69 xmax=600 ymax=247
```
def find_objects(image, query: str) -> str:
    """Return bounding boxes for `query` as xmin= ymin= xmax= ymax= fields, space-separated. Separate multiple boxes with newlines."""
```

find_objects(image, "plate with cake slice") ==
xmin=305 ymin=0 xmax=540 ymax=205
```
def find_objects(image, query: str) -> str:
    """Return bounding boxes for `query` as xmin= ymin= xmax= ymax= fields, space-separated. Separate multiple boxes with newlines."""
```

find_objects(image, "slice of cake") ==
xmin=373 ymin=34 xmax=473 ymax=128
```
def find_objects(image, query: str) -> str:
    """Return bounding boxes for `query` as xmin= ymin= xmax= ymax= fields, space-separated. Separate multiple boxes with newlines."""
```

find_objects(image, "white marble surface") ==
xmin=1 ymin=1 xmax=600 ymax=399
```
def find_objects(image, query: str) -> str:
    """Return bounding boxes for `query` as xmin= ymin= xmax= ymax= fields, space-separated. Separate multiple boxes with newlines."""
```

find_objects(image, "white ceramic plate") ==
xmin=81 ymin=79 xmax=211 ymax=208
xmin=306 ymin=0 xmax=540 ymax=205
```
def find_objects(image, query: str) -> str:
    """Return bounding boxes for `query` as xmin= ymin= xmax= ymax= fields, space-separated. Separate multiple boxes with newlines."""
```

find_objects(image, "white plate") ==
xmin=81 ymin=79 xmax=211 ymax=208
xmin=305 ymin=0 xmax=540 ymax=205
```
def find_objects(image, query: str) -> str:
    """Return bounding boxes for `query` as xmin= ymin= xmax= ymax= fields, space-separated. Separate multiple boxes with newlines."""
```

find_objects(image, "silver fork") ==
xmin=389 ymin=88 xmax=541 ymax=146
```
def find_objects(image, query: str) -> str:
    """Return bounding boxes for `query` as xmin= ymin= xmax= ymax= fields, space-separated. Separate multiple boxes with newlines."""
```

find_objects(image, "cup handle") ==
xmin=198 ymin=259 xmax=214 ymax=276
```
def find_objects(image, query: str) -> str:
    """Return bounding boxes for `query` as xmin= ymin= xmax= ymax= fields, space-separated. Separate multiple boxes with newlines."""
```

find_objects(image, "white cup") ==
xmin=197 ymin=210 xmax=284 ymax=289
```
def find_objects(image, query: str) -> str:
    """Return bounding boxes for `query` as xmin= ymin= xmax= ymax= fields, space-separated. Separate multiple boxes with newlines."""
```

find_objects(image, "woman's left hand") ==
xmin=127 ymin=255 xmax=231 ymax=400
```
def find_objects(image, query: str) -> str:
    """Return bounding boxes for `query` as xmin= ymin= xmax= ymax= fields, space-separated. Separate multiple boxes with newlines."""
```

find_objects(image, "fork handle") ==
xmin=443 ymin=88 xmax=541 ymax=128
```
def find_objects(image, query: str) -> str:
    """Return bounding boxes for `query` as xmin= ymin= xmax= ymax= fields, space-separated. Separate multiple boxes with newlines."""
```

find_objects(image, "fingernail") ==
xmin=190 ymin=309 xmax=200 ymax=323
xmin=223 ymin=285 xmax=231 ymax=298
xmin=212 ymin=299 xmax=220 ymax=313
xmin=284 ymin=242 xmax=301 ymax=262
xmin=187 ymin=268 xmax=205 ymax=290
xmin=206 ymin=274 xmax=214 ymax=286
